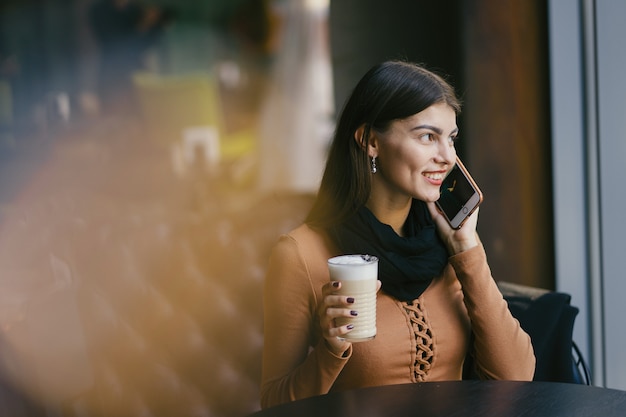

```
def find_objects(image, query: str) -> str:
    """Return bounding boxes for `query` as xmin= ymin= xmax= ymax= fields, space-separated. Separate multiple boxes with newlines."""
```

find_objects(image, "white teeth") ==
xmin=424 ymin=173 xmax=444 ymax=180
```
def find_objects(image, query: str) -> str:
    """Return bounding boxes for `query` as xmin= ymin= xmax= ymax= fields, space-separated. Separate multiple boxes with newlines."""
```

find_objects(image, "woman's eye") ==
xmin=420 ymin=133 xmax=435 ymax=142
xmin=449 ymin=136 xmax=459 ymax=144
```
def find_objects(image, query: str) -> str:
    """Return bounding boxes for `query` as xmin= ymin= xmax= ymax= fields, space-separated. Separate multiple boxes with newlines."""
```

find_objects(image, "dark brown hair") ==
xmin=305 ymin=60 xmax=461 ymax=229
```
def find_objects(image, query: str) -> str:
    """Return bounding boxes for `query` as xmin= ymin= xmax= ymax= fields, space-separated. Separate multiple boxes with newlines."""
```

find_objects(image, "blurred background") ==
xmin=0 ymin=0 xmax=624 ymax=415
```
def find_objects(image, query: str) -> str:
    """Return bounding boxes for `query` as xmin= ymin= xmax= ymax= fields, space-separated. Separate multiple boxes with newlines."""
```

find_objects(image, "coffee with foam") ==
xmin=327 ymin=255 xmax=378 ymax=341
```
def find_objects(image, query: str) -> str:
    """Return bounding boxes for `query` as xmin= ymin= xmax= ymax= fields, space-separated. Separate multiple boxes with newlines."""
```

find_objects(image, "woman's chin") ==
xmin=416 ymin=192 xmax=441 ymax=203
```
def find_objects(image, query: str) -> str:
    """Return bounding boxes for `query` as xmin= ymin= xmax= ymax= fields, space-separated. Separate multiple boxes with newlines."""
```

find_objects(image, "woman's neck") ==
xmin=365 ymin=196 xmax=412 ymax=237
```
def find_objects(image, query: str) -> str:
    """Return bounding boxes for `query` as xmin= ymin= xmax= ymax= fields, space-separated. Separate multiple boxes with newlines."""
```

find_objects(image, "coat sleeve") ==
xmin=260 ymin=234 xmax=351 ymax=409
xmin=449 ymin=243 xmax=536 ymax=381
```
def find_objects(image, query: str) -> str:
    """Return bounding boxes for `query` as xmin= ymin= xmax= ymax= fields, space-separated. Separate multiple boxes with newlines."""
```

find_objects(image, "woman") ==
xmin=260 ymin=61 xmax=535 ymax=409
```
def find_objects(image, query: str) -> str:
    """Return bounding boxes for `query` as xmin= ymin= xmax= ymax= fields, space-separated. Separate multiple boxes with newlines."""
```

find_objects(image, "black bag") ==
xmin=499 ymin=282 xmax=591 ymax=384
xmin=463 ymin=282 xmax=591 ymax=384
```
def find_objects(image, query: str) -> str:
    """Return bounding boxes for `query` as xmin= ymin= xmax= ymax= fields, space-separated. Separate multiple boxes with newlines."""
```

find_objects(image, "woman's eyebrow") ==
xmin=413 ymin=124 xmax=441 ymax=133
xmin=412 ymin=125 xmax=459 ymax=135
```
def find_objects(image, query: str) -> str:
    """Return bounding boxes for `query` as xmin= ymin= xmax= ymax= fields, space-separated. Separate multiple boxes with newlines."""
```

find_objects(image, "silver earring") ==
xmin=371 ymin=156 xmax=377 ymax=174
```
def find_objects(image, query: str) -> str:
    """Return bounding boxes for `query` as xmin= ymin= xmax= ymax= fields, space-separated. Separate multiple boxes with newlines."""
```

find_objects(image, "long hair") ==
xmin=305 ymin=60 xmax=461 ymax=230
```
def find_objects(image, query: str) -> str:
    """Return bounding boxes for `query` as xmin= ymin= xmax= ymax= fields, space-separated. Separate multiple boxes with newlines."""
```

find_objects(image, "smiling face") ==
xmin=367 ymin=102 xmax=458 ymax=206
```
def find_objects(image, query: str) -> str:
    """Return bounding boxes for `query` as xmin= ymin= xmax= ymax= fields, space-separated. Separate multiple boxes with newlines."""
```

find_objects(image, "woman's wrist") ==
xmin=325 ymin=339 xmax=351 ymax=358
xmin=449 ymin=236 xmax=478 ymax=255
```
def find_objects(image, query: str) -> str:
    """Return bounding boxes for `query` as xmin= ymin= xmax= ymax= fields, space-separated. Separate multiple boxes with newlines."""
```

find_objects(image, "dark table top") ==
xmin=252 ymin=380 xmax=626 ymax=417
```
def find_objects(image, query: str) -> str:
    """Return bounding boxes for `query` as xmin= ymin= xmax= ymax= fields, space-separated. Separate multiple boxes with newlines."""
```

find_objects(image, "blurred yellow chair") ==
xmin=133 ymin=72 xmax=256 ymax=180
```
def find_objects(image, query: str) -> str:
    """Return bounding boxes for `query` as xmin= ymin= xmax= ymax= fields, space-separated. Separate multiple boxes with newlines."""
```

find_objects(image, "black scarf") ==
xmin=329 ymin=200 xmax=449 ymax=301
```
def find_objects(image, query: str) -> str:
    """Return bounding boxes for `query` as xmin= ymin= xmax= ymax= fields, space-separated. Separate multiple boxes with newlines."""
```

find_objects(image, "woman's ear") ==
xmin=353 ymin=124 xmax=367 ymax=149
xmin=354 ymin=124 xmax=378 ymax=158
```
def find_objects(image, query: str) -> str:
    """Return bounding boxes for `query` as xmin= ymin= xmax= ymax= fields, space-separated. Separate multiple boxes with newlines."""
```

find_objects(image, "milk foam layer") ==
xmin=327 ymin=255 xmax=378 ymax=281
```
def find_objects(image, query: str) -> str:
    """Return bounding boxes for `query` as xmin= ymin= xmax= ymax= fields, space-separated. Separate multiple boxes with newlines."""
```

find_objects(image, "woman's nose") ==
xmin=435 ymin=141 xmax=456 ymax=164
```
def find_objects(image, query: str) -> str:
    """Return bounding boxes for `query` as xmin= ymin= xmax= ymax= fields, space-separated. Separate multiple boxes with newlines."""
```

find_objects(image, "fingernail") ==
xmin=332 ymin=281 xmax=340 ymax=288
xmin=347 ymin=324 xmax=355 ymax=330
xmin=347 ymin=297 xmax=355 ymax=304
xmin=350 ymin=310 xmax=358 ymax=316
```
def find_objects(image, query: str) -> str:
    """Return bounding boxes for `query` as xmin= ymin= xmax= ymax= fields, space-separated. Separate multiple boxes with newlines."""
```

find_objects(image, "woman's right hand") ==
xmin=318 ymin=281 xmax=356 ymax=356
xmin=318 ymin=280 xmax=382 ymax=356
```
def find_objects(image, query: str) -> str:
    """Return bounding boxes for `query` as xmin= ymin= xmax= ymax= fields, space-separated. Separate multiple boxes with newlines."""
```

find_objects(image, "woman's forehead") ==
xmin=397 ymin=103 xmax=457 ymax=128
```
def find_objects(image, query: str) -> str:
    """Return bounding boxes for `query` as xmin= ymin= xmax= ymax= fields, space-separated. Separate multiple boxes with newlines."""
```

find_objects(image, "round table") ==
xmin=251 ymin=380 xmax=626 ymax=417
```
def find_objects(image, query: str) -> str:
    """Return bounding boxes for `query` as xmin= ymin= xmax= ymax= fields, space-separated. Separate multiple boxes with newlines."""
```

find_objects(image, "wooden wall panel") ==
xmin=462 ymin=0 xmax=553 ymax=288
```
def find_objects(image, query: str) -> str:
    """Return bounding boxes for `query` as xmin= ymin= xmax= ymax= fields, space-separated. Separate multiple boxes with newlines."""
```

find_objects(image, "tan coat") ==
xmin=260 ymin=224 xmax=535 ymax=409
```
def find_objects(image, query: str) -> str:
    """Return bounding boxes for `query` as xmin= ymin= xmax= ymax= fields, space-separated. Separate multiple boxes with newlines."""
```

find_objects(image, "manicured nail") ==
xmin=350 ymin=310 xmax=358 ymax=316
xmin=332 ymin=281 xmax=340 ymax=288
xmin=347 ymin=297 xmax=355 ymax=304
xmin=347 ymin=324 xmax=355 ymax=330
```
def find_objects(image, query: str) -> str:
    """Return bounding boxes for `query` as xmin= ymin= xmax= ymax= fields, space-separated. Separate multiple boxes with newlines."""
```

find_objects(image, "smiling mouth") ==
xmin=423 ymin=172 xmax=445 ymax=181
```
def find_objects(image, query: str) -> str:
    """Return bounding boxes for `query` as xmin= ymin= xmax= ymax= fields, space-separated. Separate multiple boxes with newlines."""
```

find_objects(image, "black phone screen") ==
xmin=437 ymin=164 xmax=476 ymax=219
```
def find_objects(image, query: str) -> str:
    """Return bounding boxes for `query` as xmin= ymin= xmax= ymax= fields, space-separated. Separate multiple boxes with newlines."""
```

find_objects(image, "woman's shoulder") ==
xmin=271 ymin=223 xmax=337 ymax=275
xmin=277 ymin=223 xmax=335 ymax=254
xmin=286 ymin=223 xmax=326 ymax=242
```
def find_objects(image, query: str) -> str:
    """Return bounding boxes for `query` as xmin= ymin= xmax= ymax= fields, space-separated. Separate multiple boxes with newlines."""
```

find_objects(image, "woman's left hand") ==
xmin=427 ymin=202 xmax=479 ymax=255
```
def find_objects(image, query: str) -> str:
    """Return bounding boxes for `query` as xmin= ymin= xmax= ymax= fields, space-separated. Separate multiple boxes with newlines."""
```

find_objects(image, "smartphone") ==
xmin=435 ymin=157 xmax=483 ymax=229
